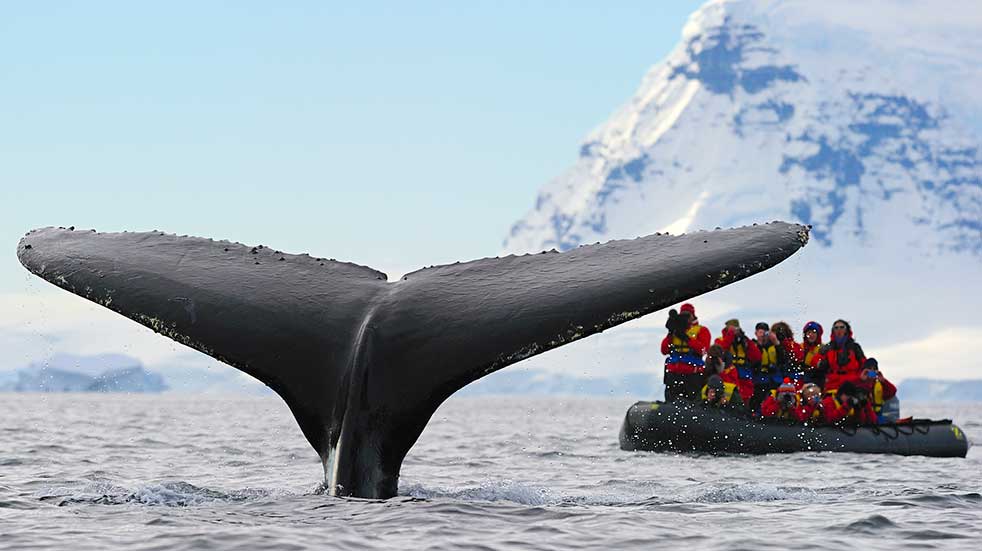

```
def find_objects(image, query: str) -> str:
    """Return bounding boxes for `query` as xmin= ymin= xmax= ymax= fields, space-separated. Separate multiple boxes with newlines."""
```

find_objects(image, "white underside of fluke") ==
xmin=327 ymin=436 xmax=342 ymax=496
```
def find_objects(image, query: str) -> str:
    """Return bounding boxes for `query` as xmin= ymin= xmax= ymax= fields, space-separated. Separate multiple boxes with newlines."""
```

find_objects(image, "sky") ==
xmin=0 ymin=1 xmax=709 ymax=377
xmin=1 ymin=1 xmax=704 ymax=290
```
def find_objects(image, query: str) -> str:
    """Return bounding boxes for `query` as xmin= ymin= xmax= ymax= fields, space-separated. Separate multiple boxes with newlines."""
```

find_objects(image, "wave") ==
xmin=36 ymin=480 xmax=277 ymax=507
xmin=401 ymin=480 xmax=556 ymax=506
xmin=843 ymin=514 xmax=898 ymax=534
xmin=399 ymin=478 xmax=824 ymax=508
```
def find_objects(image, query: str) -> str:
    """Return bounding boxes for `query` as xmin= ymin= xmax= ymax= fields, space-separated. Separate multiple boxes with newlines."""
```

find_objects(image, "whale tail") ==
xmin=18 ymin=222 xmax=808 ymax=498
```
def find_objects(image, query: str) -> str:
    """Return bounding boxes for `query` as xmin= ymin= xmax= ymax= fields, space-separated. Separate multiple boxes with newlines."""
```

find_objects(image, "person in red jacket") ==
xmin=817 ymin=319 xmax=866 ymax=395
xmin=821 ymin=382 xmax=877 ymax=425
xmin=770 ymin=321 xmax=805 ymax=380
xmin=714 ymin=319 xmax=762 ymax=387
xmin=797 ymin=383 xmax=824 ymax=423
xmin=704 ymin=344 xmax=753 ymax=406
xmin=760 ymin=378 xmax=800 ymax=419
xmin=800 ymin=321 xmax=826 ymax=387
xmin=660 ymin=303 xmax=711 ymax=402
xmin=857 ymin=358 xmax=899 ymax=423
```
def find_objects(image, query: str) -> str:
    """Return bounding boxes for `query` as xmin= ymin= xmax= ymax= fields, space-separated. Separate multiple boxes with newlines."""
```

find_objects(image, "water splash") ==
xmin=402 ymin=479 xmax=555 ymax=506
xmin=37 ymin=480 xmax=275 ymax=507
xmin=685 ymin=482 xmax=820 ymax=503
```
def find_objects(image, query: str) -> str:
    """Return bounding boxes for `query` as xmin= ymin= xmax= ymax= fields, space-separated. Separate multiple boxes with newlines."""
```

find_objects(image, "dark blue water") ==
xmin=1 ymin=394 xmax=978 ymax=550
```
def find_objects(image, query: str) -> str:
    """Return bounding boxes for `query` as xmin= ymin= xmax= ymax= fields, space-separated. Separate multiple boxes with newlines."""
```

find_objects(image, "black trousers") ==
xmin=664 ymin=371 xmax=706 ymax=402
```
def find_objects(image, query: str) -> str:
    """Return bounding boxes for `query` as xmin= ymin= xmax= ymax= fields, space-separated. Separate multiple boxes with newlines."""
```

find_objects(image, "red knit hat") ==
xmin=777 ymin=377 xmax=796 ymax=394
xmin=680 ymin=303 xmax=696 ymax=316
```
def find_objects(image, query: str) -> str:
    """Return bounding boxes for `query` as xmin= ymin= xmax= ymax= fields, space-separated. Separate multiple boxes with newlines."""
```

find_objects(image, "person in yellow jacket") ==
xmin=750 ymin=322 xmax=781 ymax=411
xmin=661 ymin=304 xmax=711 ymax=401
xmin=857 ymin=358 xmax=899 ymax=423
xmin=701 ymin=374 xmax=745 ymax=409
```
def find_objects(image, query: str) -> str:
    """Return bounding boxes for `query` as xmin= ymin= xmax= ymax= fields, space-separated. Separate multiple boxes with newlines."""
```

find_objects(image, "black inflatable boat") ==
xmin=619 ymin=401 xmax=969 ymax=458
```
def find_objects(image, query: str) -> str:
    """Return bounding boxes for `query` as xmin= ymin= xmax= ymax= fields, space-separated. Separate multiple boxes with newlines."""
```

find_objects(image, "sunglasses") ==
xmin=832 ymin=325 xmax=847 ymax=330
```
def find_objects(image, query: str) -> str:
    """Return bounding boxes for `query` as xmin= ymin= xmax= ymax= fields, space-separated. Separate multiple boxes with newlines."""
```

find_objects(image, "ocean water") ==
xmin=0 ymin=394 xmax=979 ymax=550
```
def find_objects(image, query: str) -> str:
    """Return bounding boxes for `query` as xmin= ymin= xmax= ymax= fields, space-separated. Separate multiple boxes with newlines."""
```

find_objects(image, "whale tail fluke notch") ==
xmin=18 ymin=222 xmax=808 ymax=498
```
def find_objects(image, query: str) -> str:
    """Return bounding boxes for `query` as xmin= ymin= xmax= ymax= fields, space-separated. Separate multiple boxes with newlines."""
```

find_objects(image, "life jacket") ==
xmin=803 ymin=342 xmax=822 ymax=368
xmin=801 ymin=342 xmax=826 ymax=386
xmin=664 ymin=324 xmax=707 ymax=374
xmin=870 ymin=379 xmax=885 ymax=413
xmin=715 ymin=331 xmax=760 ymax=381
xmin=731 ymin=341 xmax=750 ymax=369
xmin=733 ymin=341 xmax=754 ymax=381
xmin=753 ymin=341 xmax=780 ymax=386
xmin=720 ymin=365 xmax=754 ymax=402
xmin=670 ymin=324 xmax=704 ymax=356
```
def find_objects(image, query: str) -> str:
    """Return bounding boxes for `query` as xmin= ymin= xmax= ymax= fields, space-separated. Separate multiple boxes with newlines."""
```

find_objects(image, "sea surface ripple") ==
xmin=0 ymin=394 xmax=979 ymax=550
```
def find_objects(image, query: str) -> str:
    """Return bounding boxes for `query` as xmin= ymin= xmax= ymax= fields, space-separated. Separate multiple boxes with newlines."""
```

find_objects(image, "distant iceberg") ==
xmin=0 ymin=353 xmax=167 ymax=393
xmin=87 ymin=366 xmax=168 ymax=393
xmin=897 ymin=379 xmax=982 ymax=402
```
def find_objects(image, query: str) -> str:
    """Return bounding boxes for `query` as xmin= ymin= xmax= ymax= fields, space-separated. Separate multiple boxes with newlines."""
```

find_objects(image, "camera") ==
xmin=665 ymin=309 xmax=679 ymax=331
xmin=665 ymin=309 xmax=689 ymax=336
xmin=778 ymin=392 xmax=796 ymax=408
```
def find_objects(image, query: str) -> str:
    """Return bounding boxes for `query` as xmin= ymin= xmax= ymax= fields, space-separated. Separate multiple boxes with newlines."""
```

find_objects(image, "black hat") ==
xmin=864 ymin=358 xmax=878 ymax=369
xmin=755 ymin=322 xmax=770 ymax=331
xmin=707 ymin=375 xmax=725 ymax=392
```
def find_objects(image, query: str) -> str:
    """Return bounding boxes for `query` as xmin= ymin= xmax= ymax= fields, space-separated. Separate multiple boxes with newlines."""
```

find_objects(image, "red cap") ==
xmin=680 ymin=303 xmax=695 ymax=316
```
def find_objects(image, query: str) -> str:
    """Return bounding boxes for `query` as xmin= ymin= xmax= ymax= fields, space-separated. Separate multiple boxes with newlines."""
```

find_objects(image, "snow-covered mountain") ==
xmin=499 ymin=0 xmax=982 ymax=384
xmin=506 ymin=0 xmax=981 ymax=256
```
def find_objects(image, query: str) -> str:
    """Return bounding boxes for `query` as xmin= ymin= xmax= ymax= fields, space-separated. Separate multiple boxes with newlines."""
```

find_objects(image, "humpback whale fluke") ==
xmin=17 ymin=222 xmax=808 ymax=498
